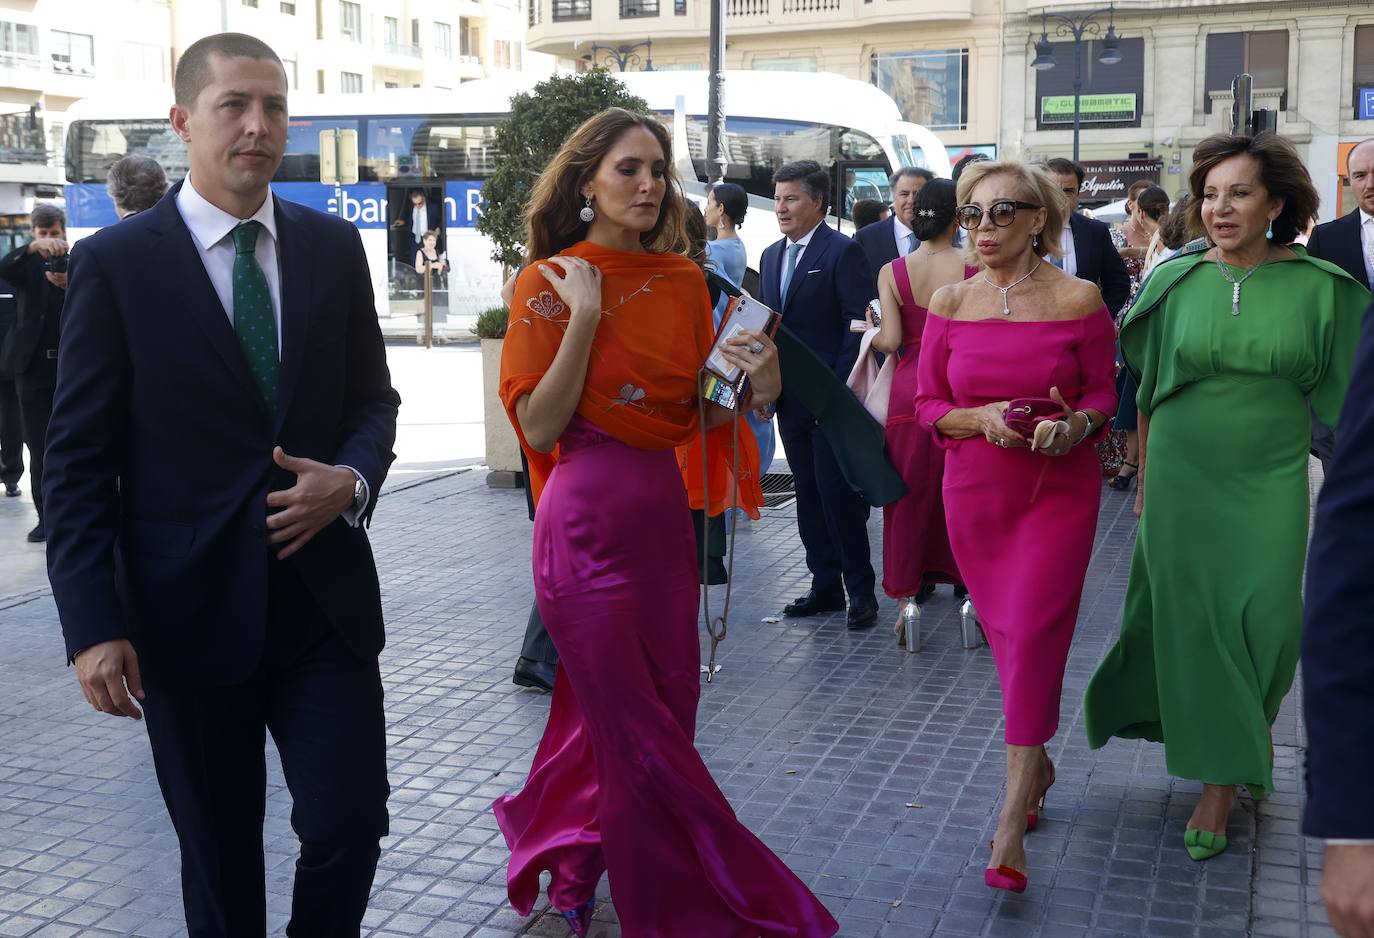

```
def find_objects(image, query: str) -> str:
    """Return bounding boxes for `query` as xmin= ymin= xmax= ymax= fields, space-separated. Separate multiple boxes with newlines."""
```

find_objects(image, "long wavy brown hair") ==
xmin=524 ymin=108 xmax=689 ymax=263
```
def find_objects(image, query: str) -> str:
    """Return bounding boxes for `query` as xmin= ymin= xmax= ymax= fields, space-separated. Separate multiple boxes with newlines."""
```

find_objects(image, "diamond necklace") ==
xmin=982 ymin=261 xmax=1042 ymax=316
xmin=1213 ymin=254 xmax=1263 ymax=316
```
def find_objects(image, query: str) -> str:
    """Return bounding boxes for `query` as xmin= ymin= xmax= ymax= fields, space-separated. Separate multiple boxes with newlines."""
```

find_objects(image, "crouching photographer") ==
xmin=0 ymin=203 xmax=69 ymax=542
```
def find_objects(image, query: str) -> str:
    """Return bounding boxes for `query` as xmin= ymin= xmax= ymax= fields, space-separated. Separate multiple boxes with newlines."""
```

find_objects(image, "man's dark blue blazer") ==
xmin=758 ymin=222 xmax=873 ymax=382
xmin=44 ymin=182 xmax=401 ymax=685
xmin=1307 ymin=210 xmax=1372 ymax=290
xmin=1069 ymin=212 xmax=1131 ymax=317
xmin=1302 ymin=296 xmax=1374 ymax=839
xmin=853 ymin=219 xmax=908 ymax=290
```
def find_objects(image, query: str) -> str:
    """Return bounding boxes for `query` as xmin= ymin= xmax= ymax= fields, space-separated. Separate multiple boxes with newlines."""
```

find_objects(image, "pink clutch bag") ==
xmin=1003 ymin=398 xmax=1065 ymax=436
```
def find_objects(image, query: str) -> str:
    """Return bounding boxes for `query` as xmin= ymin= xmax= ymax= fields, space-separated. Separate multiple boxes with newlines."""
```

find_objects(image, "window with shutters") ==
xmin=1032 ymin=37 xmax=1143 ymax=131
xmin=1355 ymin=26 xmax=1374 ymax=119
xmin=1204 ymin=30 xmax=1288 ymax=113
xmin=341 ymin=71 xmax=363 ymax=93
xmin=339 ymin=1 xmax=362 ymax=42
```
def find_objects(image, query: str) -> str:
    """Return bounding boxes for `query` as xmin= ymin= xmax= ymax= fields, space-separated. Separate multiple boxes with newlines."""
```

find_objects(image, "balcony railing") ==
xmin=780 ymin=0 xmax=840 ymax=11
xmin=530 ymin=0 xmax=542 ymax=26
xmin=552 ymin=0 xmax=592 ymax=19
xmin=621 ymin=0 xmax=659 ymax=15
xmin=382 ymin=40 xmax=423 ymax=57
xmin=727 ymin=0 xmax=767 ymax=15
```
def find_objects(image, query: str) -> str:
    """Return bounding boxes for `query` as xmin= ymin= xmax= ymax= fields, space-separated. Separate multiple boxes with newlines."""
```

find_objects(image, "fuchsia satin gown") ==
xmin=493 ymin=416 xmax=839 ymax=937
xmin=914 ymin=312 xmax=1117 ymax=745
xmin=880 ymin=259 xmax=969 ymax=598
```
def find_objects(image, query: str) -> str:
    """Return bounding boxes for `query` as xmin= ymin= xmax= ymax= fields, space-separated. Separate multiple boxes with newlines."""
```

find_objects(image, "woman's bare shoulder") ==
xmin=1059 ymin=275 xmax=1107 ymax=319
xmin=929 ymin=277 xmax=979 ymax=319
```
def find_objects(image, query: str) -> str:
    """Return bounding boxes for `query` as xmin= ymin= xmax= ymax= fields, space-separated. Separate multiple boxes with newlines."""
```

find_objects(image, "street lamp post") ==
xmin=1029 ymin=5 xmax=1122 ymax=162
xmin=587 ymin=40 xmax=654 ymax=71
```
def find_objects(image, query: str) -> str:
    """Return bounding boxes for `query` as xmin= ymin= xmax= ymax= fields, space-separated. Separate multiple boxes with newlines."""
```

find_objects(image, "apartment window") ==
xmin=341 ymin=71 xmax=363 ymax=93
xmin=675 ymin=0 xmax=686 ymax=13
xmin=1035 ymin=36 xmax=1144 ymax=130
xmin=50 ymin=30 xmax=95 ymax=74
xmin=1205 ymin=30 xmax=1288 ymax=113
xmin=0 ymin=22 xmax=39 ymax=59
xmin=118 ymin=41 xmax=166 ymax=81
xmin=552 ymin=0 xmax=591 ymax=21
xmin=384 ymin=81 xmax=399 ymax=89
xmin=339 ymin=1 xmax=362 ymax=42
xmin=435 ymin=22 xmax=452 ymax=58
xmin=1354 ymin=26 xmax=1374 ymax=119
xmin=621 ymin=0 xmax=659 ymax=17
xmin=281 ymin=1 xmax=296 ymax=11
xmin=494 ymin=39 xmax=512 ymax=69
xmin=753 ymin=56 xmax=817 ymax=71
xmin=282 ymin=56 xmax=298 ymax=90
xmin=412 ymin=19 xmax=421 ymax=46
xmin=384 ymin=16 xmax=398 ymax=47
xmin=870 ymin=49 xmax=969 ymax=130
xmin=243 ymin=0 xmax=258 ymax=6
xmin=459 ymin=18 xmax=472 ymax=57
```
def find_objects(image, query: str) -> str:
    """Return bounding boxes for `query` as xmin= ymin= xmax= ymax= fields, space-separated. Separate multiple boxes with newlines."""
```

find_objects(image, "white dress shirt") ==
xmin=411 ymin=203 xmax=427 ymax=243
xmin=893 ymin=215 xmax=916 ymax=257
xmin=175 ymin=176 xmax=367 ymax=526
xmin=779 ymin=221 xmax=822 ymax=296
xmin=1058 ymin=224 xmax=1078 ymax=278
xmin=1361 ymin=210 xmax=1374 ymax=289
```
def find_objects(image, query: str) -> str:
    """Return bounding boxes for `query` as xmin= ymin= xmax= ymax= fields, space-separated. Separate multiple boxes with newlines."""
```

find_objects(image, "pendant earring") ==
xmin=579 ymin=198 xmax=595 ymax=223
xmin=1033 ymin=233 xmax=1040 ymax=248
xmin=1265 ymin=219 xmax=1274 ymax=240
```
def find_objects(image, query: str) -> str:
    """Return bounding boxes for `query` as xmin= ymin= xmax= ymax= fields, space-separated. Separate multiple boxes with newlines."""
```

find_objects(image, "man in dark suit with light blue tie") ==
xmin=1303 ymin=295 xmax=1374 ymax=938
xmin=759 ymin=160 xmax=878 ymax=630
xmin=853 ymin=167 xmax=932 ymax=288
xmin=43 ymin=34 xmax=400 ymax=935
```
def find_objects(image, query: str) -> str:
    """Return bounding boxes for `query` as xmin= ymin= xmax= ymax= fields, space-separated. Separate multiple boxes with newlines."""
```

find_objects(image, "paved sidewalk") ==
xmin=0 ymin=467 xmax=1335 ymax=937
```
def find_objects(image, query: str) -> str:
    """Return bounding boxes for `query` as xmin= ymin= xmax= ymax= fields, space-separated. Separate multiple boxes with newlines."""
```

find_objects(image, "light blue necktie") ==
xmin=780 ymin=242 xmax=802 ymax=300
xmin=906 ymin=233 xmax=917 ymax=255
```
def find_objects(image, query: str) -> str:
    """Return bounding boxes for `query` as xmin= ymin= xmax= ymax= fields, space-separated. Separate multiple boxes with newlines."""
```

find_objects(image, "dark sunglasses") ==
xmin=955 ymin=201 xmax=1042 ymax=230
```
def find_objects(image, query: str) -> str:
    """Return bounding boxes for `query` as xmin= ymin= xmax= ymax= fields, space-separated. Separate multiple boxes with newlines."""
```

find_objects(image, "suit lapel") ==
xmin=147 ymin=187 xmax=262 ymax=407
xmin=784 ymin=225 xmax=831 ymax=311
xmin=273 ymin=197 xmax=311 ymax=435
xmin=761 ymin=240 xmax=781 ymax=308
xmin=1070 ymin=215 xmax=1092 ymax=279
xmin=1341 ymin=211 xmax=1369 ymax=288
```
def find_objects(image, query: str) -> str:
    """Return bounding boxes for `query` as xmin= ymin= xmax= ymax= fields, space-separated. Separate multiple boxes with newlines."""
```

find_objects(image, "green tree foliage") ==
xmin=476 ymin=69 xmax=650 ymax=268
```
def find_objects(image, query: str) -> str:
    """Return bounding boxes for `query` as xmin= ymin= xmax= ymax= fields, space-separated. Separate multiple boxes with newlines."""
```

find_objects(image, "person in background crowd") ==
xmin=44 ymin=34 xmax=402 ymax=934
xmin=1044 ymin=157 xmax=1133 ymax=317
xmin=414 ymin=228 xmax=447 ymax=281
xmin=1084 ymin=132 xmax=1366 ymax=863
xmin=951 ymin=152 xmax=991 ymax=186
xmin=851 ymin=198 xmax=889 ymax=231
xmin=1305 ymin=138 xmax=1374 ymax=470
xmin=492 ymin=107 xmax=837 ymax=938
xmin=106 ymin=153 xmax=168 ymax=219
xmin=392 ymin=188 xmax=441 ymax=266
xmin=872 ymin=178 xmax=968 ymax=644
xmin=704 ymin=181 xmax=748 ymax=288
xmin=1114 ymin=180 xmax=1154 ymax=270
xmin=1109 ymin=185 xmax=1171 ymax=493
xmin=1155 ymin=193 xmax=1200 ymax=261
xmin=1302 ymin=295 xmax=1374 ymax=938
xmin=0 ymin=283 xmax=20 ymax=499
xmin=855 ymin=167 xmax=932 ymax=289
xmin=759 ymin=159 xmax=879 ymax=631
xmin=916 ymin=159 xmax=1117 ymax=894
xmin=0 ymin=203 xmax=68 ymax=543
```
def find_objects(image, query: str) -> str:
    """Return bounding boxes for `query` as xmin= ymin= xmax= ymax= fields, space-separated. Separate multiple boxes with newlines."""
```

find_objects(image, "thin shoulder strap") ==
xmin=890 ymin=256 xmax=917 ymax=309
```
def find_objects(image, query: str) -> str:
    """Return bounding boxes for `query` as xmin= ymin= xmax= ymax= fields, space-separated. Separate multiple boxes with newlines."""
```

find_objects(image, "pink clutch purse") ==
xmin=1003 ymin=398 xmax=1065 ymax=436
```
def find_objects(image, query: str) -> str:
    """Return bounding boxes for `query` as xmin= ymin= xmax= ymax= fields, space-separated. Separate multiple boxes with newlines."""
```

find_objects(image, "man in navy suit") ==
xmin=1044 ymin=158 xmax=1132 ymax=317
xmin=853 ymin=167 xmax=932 ymax=288
xmin=1303 ymin=295 xmax=1374 ymax=938
xmin=759 ymin=160 xmax=878 ymax=630
xmin=43 ymin=34 xmax=400 ymax=935
xmin=1306 ymin=139 xmax=1374 ymax=468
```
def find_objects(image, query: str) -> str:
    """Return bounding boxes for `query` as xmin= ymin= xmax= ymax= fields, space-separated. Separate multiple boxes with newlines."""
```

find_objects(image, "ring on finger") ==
xmin=748 ymin=341 xmax=765 ymax=354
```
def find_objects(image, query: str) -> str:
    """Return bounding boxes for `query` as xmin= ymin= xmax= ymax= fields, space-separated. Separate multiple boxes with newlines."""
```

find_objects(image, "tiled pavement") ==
xmin=0 ymin=466 xmax=1338 ymax=937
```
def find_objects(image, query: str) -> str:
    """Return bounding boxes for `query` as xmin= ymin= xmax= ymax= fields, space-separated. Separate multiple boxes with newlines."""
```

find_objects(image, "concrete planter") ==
xmin=481 ymin=338 xmax=523 ymax=486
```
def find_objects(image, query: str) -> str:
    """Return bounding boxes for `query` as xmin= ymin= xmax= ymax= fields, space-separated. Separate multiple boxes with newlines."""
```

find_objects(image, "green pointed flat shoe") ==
xmin=1183 ymin=828 xmax=1228 ymax=861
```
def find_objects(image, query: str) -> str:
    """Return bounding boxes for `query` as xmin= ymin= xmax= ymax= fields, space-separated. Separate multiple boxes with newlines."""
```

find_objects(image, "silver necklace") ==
xmin=1213 ymin=255 xmax=1263 ymax=316
xmin=983 ymin=261 xmax=1041 ymax=316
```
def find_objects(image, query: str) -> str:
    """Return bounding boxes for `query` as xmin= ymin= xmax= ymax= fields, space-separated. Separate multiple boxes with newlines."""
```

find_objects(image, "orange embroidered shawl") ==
xmin=499 ymin=240 xmax=763 ymax=518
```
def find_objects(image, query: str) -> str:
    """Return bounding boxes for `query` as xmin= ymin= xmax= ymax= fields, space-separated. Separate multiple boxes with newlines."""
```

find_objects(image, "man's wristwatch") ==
xmin=351 ymin=473 xmax=366 ymax=512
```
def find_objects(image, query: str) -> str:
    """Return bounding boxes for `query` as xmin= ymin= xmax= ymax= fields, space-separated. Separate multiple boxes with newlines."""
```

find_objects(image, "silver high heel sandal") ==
xmin=960 ymin=598 xmax=986 ymax=649
xmin=895 ymin=598 xmax=921 ymax=652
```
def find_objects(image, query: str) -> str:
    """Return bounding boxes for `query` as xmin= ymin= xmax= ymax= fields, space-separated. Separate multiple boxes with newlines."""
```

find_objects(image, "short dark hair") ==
xmin=1134 ymin=185 xmax=1170 ymax=223
xmin=1187 ymin=132 xmax=1319 ymax=245
xmin=851 ymin=199 xmax=888 ymax=230
xmin=106 ymin=154 xmax=168 ymax=215
xmin=950 ymin=152 xmax=990 ymax=185
xmin=910 ymin=178 xmax=957 ymax=241
xmin=1044 ymin=158 xmax=1085 ymax=187
xmin=773 ymin=160 xmax=829 ymax=212
xmin=890 ymin=166 xmax=934 ymax=189
xmin=31 ymin=203 xmax=64 ymax=229
xmin=174 ymin=33 xmax=286 ymax=109
xmin=709 ymin=181 xmax=748 ymax=228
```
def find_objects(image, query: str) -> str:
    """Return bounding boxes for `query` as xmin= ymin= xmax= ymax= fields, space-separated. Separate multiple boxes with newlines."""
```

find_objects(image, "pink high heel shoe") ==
xmin=985 ymin=841 xmax=1028 ymax=894
xmin=557 ymin=899 xmax=595 ymax=936
xmin=1025 ymin=758 xmax=1056 ymax=832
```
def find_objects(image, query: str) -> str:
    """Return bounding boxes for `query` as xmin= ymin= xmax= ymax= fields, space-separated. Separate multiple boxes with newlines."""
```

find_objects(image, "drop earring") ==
xmin=579 ymin=197 xmax=595 ymax=223
xmin=1033 ymin=233 xmax=1040 ymax=248
xmin=1265 ymin=219 xmax=1274 ymax=240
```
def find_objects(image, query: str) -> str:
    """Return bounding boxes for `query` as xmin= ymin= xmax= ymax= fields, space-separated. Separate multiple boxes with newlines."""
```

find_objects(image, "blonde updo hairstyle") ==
xmin=955 ymin=159 xmax=1068 ymax=269
xmin=524 ymin=107 xmax=689 ymax=264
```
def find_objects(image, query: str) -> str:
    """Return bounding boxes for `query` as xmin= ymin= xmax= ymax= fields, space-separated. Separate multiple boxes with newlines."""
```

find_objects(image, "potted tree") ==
xmin=472 ymin=306 xmax=521 ymax=486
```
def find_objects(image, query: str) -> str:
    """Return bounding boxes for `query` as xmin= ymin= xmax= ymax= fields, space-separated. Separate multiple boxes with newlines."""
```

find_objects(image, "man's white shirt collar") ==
xmin=1360 ymin=208 xmax=1374 ymax=227
xmin=787 ymin=221 xmax=822 ymax=249
xmin=893 ymin=215 xmax=913 ymax=240
xmin=178 ymin=175 xmax=278 ymax=252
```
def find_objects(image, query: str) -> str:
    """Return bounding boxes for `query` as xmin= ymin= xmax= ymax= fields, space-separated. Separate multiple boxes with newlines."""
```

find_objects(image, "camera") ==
xmin=44 ymin=254 xmax=68 ymax=274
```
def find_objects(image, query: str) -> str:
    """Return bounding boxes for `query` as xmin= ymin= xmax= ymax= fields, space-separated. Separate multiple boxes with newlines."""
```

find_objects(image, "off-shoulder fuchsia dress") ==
xmin=492 ymin=416 xmax=839 ymax=937
xmin=914 ymin=311 xmax=1118 ymax=745
xmin=879 ymin=259 xmax=970 ymax=598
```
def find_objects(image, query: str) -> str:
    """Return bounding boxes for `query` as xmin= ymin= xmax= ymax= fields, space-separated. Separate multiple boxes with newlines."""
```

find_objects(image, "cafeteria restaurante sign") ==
xmin=1078 ymin=159 xmax=1162 ymax=202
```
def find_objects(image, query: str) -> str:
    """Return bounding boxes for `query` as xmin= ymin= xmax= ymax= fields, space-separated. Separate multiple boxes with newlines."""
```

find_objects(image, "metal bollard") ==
xmin=901 ymin=598 xmax=921 ymax=653
xmin=960 ymin=598 xmax=985 ymax=649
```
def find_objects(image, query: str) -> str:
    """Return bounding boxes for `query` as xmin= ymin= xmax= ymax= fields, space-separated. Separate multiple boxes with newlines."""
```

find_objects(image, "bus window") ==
xmin=278 ymin=118 xmax=360 ymax=182
xmin=410 ymin=123 xmax=500 ymax=179
xmin=68 ymin=120 xmax=188 ymax=184
xmin=838 ymin=128 xmax=884 ymax=162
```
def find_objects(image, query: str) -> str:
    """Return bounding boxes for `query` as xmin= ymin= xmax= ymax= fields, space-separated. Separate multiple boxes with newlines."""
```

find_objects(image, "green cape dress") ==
xmin=1083 ymin=247 xmax=1369 ymax=794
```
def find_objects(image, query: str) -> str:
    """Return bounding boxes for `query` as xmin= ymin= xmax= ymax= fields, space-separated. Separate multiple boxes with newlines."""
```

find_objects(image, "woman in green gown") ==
xmin=1084 ymin=132 xmax=1370 ymax=861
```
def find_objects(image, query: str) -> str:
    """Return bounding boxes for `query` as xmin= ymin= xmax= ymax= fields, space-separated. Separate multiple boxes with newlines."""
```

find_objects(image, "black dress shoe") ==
xmin=846 ymin=597 xmax=879 ymax=631
xmin=25 ymin=522 xmax=45 ymax=543
xmin=513 ymin=656 xmax=555 ymax=692
xmin=783 ymin=589 xmax=847 ymax=618
xmin=912 ymin=583 xmax=937 ymax=605
xmin=953 ymin=585 xmax=969 ymax=601
xmin=3 ymin=481 xmax=18 ymax=497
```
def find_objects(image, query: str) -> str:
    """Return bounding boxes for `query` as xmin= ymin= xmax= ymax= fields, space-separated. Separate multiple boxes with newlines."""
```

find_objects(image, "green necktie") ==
xmin=780 ymin=241 xmax=802 ymax=299
xmin=231 ymin=221 xmax=279 ymax=417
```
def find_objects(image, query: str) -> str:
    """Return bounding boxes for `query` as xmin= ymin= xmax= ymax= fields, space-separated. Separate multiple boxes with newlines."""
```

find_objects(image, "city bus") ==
xmin=63 ymin=70 xmax=945 ymax=336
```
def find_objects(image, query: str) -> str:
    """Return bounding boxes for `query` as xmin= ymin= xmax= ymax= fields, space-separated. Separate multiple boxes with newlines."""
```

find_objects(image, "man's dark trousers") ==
xmin=14 ymin=374 xmax=51 ymax=517
xmin=0 ymin=377 xmax=21 ymax=488
xmin=140 ymin=561 xmax=388 ymax=938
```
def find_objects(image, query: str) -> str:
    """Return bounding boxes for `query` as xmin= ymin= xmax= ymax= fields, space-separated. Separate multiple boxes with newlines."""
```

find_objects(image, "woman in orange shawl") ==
xmin=490 ymin=109 xmax=839 ymax=938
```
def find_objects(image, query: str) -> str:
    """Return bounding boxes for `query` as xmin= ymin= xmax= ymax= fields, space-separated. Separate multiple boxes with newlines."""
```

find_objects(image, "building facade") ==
xmin=1000 ymin=0 xmax=1374 ymax=218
